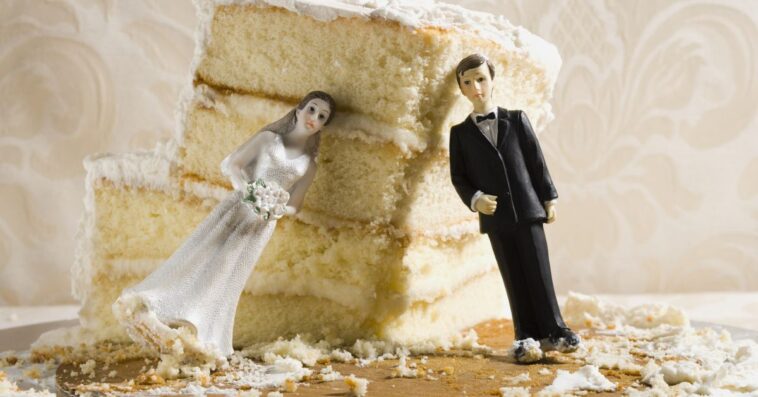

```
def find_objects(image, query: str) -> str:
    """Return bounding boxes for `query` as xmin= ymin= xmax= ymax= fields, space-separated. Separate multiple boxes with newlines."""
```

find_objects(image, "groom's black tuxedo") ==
xmin=449 ymin=107 xmax=567 ymax=341
xmin=449 ymin=107 xmax=558 ymax=233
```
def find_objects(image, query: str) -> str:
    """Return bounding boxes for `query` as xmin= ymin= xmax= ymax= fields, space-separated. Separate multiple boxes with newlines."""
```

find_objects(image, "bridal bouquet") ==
xmin=242 ymin=178 xmax=289 ymax=220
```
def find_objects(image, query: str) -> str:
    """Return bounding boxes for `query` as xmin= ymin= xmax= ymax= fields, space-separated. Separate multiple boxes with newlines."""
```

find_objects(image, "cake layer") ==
xmin=88 ymin=179 xmax=496 ymax=312
xmin=181 ymin=88 xmax=478 ymax=231
xmin=78 ymin=267 xmax=506 ymax=347
xmin=237 ymin=268 xmax=507 ymax=346
xmin=193 ymin=1 xmax=560 ymax=139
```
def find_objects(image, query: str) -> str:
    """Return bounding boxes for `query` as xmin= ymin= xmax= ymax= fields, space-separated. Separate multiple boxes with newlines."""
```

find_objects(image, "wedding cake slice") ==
xmin=35 ymin=0 xmax=561 ymax=353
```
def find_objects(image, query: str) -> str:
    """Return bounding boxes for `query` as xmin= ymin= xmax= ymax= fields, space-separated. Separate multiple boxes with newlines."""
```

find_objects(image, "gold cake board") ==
xmin=56 ymin=319 xmax=641 ymax=396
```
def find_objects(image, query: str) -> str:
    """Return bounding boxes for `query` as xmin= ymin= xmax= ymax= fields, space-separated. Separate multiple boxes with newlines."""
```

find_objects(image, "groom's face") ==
xmin=458 ymin=63 xmax=493 ymax=107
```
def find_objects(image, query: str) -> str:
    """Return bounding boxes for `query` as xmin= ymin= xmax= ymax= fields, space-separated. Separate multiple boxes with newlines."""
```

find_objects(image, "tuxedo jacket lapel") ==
xmin=496 ymin=108 xmax=510 ymax=149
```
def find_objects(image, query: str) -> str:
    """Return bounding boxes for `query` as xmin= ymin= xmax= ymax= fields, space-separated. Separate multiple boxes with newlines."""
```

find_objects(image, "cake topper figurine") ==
xmin=113 ymin=91 xmax=336 ymax=367
xmin=448 ymin=54 xmax=580 ymax=363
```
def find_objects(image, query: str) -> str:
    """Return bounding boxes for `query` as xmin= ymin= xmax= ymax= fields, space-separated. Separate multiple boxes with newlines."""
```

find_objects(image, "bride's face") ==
xmin=295 ymin=98 xmax=331 ymax=135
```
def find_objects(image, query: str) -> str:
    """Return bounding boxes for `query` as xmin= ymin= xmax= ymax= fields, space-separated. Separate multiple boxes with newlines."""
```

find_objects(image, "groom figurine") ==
xmin=448 ymin=54 xmax=580 ymax=362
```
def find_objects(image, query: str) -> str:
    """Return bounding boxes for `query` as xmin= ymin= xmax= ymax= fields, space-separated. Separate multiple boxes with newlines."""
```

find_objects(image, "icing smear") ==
xmin=83 ymin=141 xmax=176 ymax=191
xmin=190 ymin=84 xmax=428 ymax=155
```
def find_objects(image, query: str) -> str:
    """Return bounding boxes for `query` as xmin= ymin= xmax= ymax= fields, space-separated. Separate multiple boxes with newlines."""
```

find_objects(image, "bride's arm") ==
xmin=285 ymin=160 xmax=317 ymax=215
xmin=220 ymin=131 xmax=273 ymax=191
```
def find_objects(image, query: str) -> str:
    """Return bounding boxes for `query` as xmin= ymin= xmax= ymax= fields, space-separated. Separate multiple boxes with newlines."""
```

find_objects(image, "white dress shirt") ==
xmin=469 ymin=108 xmax=499 ymax=211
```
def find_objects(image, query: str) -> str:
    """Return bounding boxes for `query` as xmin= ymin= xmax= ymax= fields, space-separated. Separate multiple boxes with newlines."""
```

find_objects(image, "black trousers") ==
xmin=488 ymin=222 xmax=566 ymax=341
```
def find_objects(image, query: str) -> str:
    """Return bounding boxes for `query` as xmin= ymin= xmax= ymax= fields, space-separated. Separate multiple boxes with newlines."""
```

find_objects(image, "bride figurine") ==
xmin=113 ymin=91 xmax=336 ymax=365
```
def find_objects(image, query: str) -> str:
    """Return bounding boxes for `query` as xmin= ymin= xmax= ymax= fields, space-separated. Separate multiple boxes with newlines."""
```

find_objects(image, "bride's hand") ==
xmin=284 ymin=205 xmax=297 ymax=216
xmin=230 ymin=176 xmax=247 ymax=192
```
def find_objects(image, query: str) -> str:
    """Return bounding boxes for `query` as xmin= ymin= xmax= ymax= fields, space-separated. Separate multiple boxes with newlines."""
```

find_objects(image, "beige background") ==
xmin=1 ymin=0 xmax=756 ymax=306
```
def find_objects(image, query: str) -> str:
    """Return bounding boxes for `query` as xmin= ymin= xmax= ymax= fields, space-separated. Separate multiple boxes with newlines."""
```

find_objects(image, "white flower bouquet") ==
xmin=242 ymin=178 xmax=289 ymax=220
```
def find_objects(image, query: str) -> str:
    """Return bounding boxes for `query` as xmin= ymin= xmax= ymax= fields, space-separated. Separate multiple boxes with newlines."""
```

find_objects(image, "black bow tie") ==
xmin=476 ymin=112 xmax=496 ymax=123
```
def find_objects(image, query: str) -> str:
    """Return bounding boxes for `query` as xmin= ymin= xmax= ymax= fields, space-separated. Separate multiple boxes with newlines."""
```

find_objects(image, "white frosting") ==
xmin=565 ymin=293 xmax=758 ymax=396
xmin=537 ymin=365 xmax=616 ymax=396
xmin=188 ymin=84 xmax=428 ymax=155
xmin=294 ymin=206 xmax=480 ymax=241
xmin=96 ymin=258 xmax=497 ymax=319
xmin=84 ymin=141 xmax=176 ymax=191
xmin=390 ymin=355 xmax=419 ymax=378
xmin=257 ymin=335 xmax=327 ymax=366
xmin=181 ymin=178 xmax=230 ymax=203
xmin=499 ymin=387 xmax=530 ymax=397
xmin=317 ymin=365 xmax=345 ymax=381
xmin=244 ymin=271 xmax=370 ymax=311
xmin=194 ymin=0 xmax=561 ymax=87
xmin=563 ymin=291 xmax=690 ymax=331
xmin=328 ymin=111 xmax=426 ymax=155
xmin=416 ymin=219 xmax=480 ymax=240
xmin=406 ymin=261 xmax=497 ymax=304
xmin=504 ymin=371 xmax=530 ymax=386
xmin=579 ymin=337 xmax=642 ymax=373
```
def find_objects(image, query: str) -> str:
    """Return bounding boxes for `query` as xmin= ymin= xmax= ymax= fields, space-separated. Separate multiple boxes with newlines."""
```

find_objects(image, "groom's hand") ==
xmin=474 ymin=194 xmax=498 ymax=215
xmin=544 ymin=201 xmax=557 ymax=223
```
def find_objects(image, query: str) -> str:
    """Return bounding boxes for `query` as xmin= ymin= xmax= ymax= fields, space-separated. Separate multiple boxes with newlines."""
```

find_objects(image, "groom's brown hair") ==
xmin=455 ymin=54 xmax=495 ymax=88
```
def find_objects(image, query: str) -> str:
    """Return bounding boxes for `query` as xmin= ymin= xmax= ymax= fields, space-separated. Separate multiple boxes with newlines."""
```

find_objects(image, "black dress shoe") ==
xmin=513 ymin=342 xmax=526 ymax=360
xmin=510 ymin=338 xmax=544 ymax=363
xmin=540 ymin=327 xmax=581 ymax=353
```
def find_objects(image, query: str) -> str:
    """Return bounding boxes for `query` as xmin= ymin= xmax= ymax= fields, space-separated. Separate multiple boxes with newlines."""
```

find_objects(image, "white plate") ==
xmin=0 ymin=319 xmax=79 ymax=351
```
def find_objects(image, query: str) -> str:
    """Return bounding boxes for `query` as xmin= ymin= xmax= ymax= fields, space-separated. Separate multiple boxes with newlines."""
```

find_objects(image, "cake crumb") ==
xmin=266 ymin=391 xmax=283 ymax=397
xmin=330 ymin=348 xmax=354 ymax=363
xmin=283 ymin=378 xmax=298 ymax=392
xmin=499 ymin=386 xmax=530 ymax=397
xmin=80 ymin=359 xmax=97 ymax=378
xmin=237 ymin=390 xmax=261 ymax=397
xmin=344 ymin=374 xmax=369 ymax=397
xmin=538 ymin=368 xmax=552 ymax=376
xmin=390 ymin=355 xmax=421 ymax=378
xmin=23 ymin=366 xmax=42 ymax=379
xmin=0 ymin=355 xmax=18 ymax=366
xmin=317 ymin=365 xmax=344 ymax=382
xmin=107 ymin=370 xmax=117 ymax=378
xmin=537 ymin=365 xmax=615 ymax=396
xmin=505 ymin=371 xmax=530 ymax=385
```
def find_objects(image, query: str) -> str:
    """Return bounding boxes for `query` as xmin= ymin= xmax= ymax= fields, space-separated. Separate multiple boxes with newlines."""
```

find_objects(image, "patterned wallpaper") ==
xmin=1 ymin=0 xmax=756 ymax=305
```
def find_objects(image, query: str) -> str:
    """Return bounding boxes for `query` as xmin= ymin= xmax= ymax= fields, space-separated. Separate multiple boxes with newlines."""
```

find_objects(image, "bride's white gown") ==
xmin=113 ymin=131 xmax=310 ymax=359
